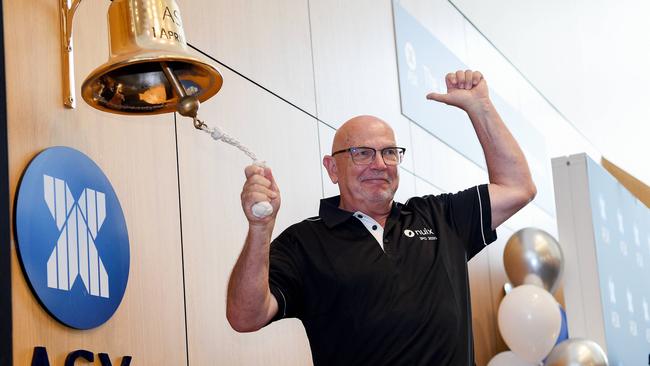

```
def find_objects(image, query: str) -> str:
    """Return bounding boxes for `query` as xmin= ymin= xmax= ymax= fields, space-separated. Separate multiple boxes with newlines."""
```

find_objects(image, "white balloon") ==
xmin=498 ymin=284 xmax=561 ymax=364
xmin=487 ymin=351 xmax=537 ymax=366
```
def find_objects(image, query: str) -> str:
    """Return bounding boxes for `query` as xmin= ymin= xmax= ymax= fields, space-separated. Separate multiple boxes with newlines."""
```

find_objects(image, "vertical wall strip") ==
xmin=305 ymin=0 xmax=327 ymax=199
xmin=173 ymin=113 xmax=191 ymax=366
xmin=0 ymin=0 xmax=14 ymax=364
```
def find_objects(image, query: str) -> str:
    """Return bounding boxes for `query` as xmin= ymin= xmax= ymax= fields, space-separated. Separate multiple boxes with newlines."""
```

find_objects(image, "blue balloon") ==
xmin=556 ymin=305 xmax=569 ymax=344
xmin=543 ymin=305 xmax=570 ymax=364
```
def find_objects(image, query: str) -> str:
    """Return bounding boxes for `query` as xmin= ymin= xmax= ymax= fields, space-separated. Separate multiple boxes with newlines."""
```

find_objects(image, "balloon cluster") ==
xmin=488 ymin=228 xmax=609 ymax=366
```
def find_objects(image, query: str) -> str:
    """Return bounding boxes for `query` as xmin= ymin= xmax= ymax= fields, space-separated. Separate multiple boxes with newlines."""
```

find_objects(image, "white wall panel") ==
xmin=501 ymin=203 xmax=536 ymax=233
xmin=309 ymin=0 xmax=414 ymax=172
xmin=501 ymin=203 xmax=558 ymax=239
xmin=533 ymin=209 xmax=559 ymax=239
xmin=394 ymin=168 xmax=416 ymax=203
xmin=463 ymin=21 xmax=524 ymax=110
xmin=415 ymin=176 xmax=443 ymax=196
xmin=410 ymin=123 xmax=488 ymax=193
xmin=317 ymin=122 xmax=338 ymax=199
xmin=177 ymin=62 xmax=320 ymax=365
xmin=519 ymin=85 xmax=601 ymax=162
xmin=394 ymin=119 xmax=414 ymax=172
xmin=180 ymin=0 xmax=316 ymax=114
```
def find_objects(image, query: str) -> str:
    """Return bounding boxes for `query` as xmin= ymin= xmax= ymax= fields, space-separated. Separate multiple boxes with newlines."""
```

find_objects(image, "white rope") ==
xmin=199 ymin=123 xmax=261 ymax=163
xmin=196 ymin=120 xmax=273 ymax=218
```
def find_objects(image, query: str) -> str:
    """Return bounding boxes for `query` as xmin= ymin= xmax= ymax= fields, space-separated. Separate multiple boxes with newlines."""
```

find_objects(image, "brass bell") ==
xmin=80 ymin=0 xmax=222 ymax=115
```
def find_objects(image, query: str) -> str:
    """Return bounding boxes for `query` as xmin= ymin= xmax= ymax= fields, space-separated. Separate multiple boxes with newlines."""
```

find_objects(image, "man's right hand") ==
xmin=241 ymin=165 xmax=281 ymax=226
xmin=229 ymin=165 xmax=281 ymax=332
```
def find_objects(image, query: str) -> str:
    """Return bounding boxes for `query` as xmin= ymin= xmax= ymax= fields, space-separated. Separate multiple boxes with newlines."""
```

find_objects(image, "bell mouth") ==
xmin=81 ymin=52 xmax=223 ymax=115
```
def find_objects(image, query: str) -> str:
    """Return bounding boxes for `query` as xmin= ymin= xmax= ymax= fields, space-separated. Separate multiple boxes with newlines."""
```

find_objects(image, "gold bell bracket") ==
xmin=60 ymin=0 xmax=83 ymax=108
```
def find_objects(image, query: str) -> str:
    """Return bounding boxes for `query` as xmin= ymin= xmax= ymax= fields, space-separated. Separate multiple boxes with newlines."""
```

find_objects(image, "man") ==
xmin=227 ymin=70 xmax=536 ymax=365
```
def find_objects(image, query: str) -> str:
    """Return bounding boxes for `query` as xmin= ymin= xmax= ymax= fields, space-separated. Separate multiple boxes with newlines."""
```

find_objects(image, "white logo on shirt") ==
xmin=404 ymin=227 xmax=437 ymax=241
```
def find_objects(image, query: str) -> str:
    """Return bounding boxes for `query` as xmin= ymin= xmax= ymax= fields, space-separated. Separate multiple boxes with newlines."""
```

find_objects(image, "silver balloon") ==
xmin=503 ymin=227 xmax=564 ymax=293
xmin=544 ymin=338 xmax=608 ymax=366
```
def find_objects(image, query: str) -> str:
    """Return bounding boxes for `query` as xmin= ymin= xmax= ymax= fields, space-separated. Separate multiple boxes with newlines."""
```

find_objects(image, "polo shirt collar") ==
xmin=319 ymin=196 xmax=353 ymax=228
xmin=319 ymin=195 xmax=410 ymax=229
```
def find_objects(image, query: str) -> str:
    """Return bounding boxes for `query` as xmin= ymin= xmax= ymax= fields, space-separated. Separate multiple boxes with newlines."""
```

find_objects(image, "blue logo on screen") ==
xmin=15 ymin=147 xmax=130 ymax=329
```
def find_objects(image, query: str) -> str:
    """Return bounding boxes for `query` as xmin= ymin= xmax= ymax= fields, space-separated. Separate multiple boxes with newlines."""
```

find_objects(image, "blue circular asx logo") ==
xmin=15 ymin=147 xmax=129 ymax=329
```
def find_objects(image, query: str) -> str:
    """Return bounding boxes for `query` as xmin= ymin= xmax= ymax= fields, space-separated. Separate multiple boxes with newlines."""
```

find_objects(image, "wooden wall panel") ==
xmin=176 ymin=58 xmax=320 ymax=365
xmin=4 ymin=0 xmax=187 ymax=364
xmin=468 ymin=249 xmax=499 ymax=365
xmin=602 ymin=157 xmax=650 ymax=208
xmin=485 ymin=228 xmax=514 ymax=354
xmin=0 ymin=1 xmax=10 ymax=362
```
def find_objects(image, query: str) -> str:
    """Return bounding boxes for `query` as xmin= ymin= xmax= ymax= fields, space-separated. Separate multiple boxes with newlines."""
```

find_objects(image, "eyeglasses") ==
xmin=331 ymin=146 xmax=406 ymax=166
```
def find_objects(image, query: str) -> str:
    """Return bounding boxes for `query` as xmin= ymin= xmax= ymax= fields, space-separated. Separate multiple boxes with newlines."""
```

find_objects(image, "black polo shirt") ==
xmin=268 ymin=184 xmax=496 ymax=366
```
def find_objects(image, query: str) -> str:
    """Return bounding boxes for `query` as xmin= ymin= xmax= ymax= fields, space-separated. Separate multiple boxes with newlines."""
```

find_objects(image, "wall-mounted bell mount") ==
xmin=60 ymin=0 xmax=83 ymax=108
xmin=60 ymin=0 xmax=223 ymax=119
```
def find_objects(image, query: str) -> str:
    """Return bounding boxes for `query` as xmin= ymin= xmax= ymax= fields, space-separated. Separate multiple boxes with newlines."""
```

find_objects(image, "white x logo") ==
xmin=43 ymin=174 xmax=109 ymax=298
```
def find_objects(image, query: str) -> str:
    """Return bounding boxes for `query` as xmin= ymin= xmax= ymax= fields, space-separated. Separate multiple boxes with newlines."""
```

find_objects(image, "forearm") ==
xmin=226 ymin=223 xmax=278 ymax=332
xmin=465 ymin=99 xmax=537 ymax=226
xmin=427 ymin=70 xmax=536 ymax=228
xmin=466 ymin=100 xmax=531 ymax=187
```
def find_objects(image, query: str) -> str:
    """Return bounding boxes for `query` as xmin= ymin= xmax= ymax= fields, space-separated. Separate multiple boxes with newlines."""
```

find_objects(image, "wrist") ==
xmin=464 ymin=98 xmax=494 ymax=115
xmin=248 ymin=220 xmax=275 ymax=238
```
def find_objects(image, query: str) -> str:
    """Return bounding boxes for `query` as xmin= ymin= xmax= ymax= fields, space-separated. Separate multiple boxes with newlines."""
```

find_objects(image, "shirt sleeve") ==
xmin=435 ymin=184 xmax=497 ymax=260
xmin=267 ymin=229 xmax=304 ymax=323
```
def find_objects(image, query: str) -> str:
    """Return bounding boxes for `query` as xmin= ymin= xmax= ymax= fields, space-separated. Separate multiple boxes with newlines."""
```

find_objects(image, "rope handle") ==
xmin=196 ymin=118 xmax=273 ymax=218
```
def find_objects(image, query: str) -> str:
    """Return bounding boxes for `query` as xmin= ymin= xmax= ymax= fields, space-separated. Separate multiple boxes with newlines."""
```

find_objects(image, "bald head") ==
xmin=323 ymin=115 xmax=400 ymax=213
xmin=332 ymin=115 xmax=396 ymax=152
